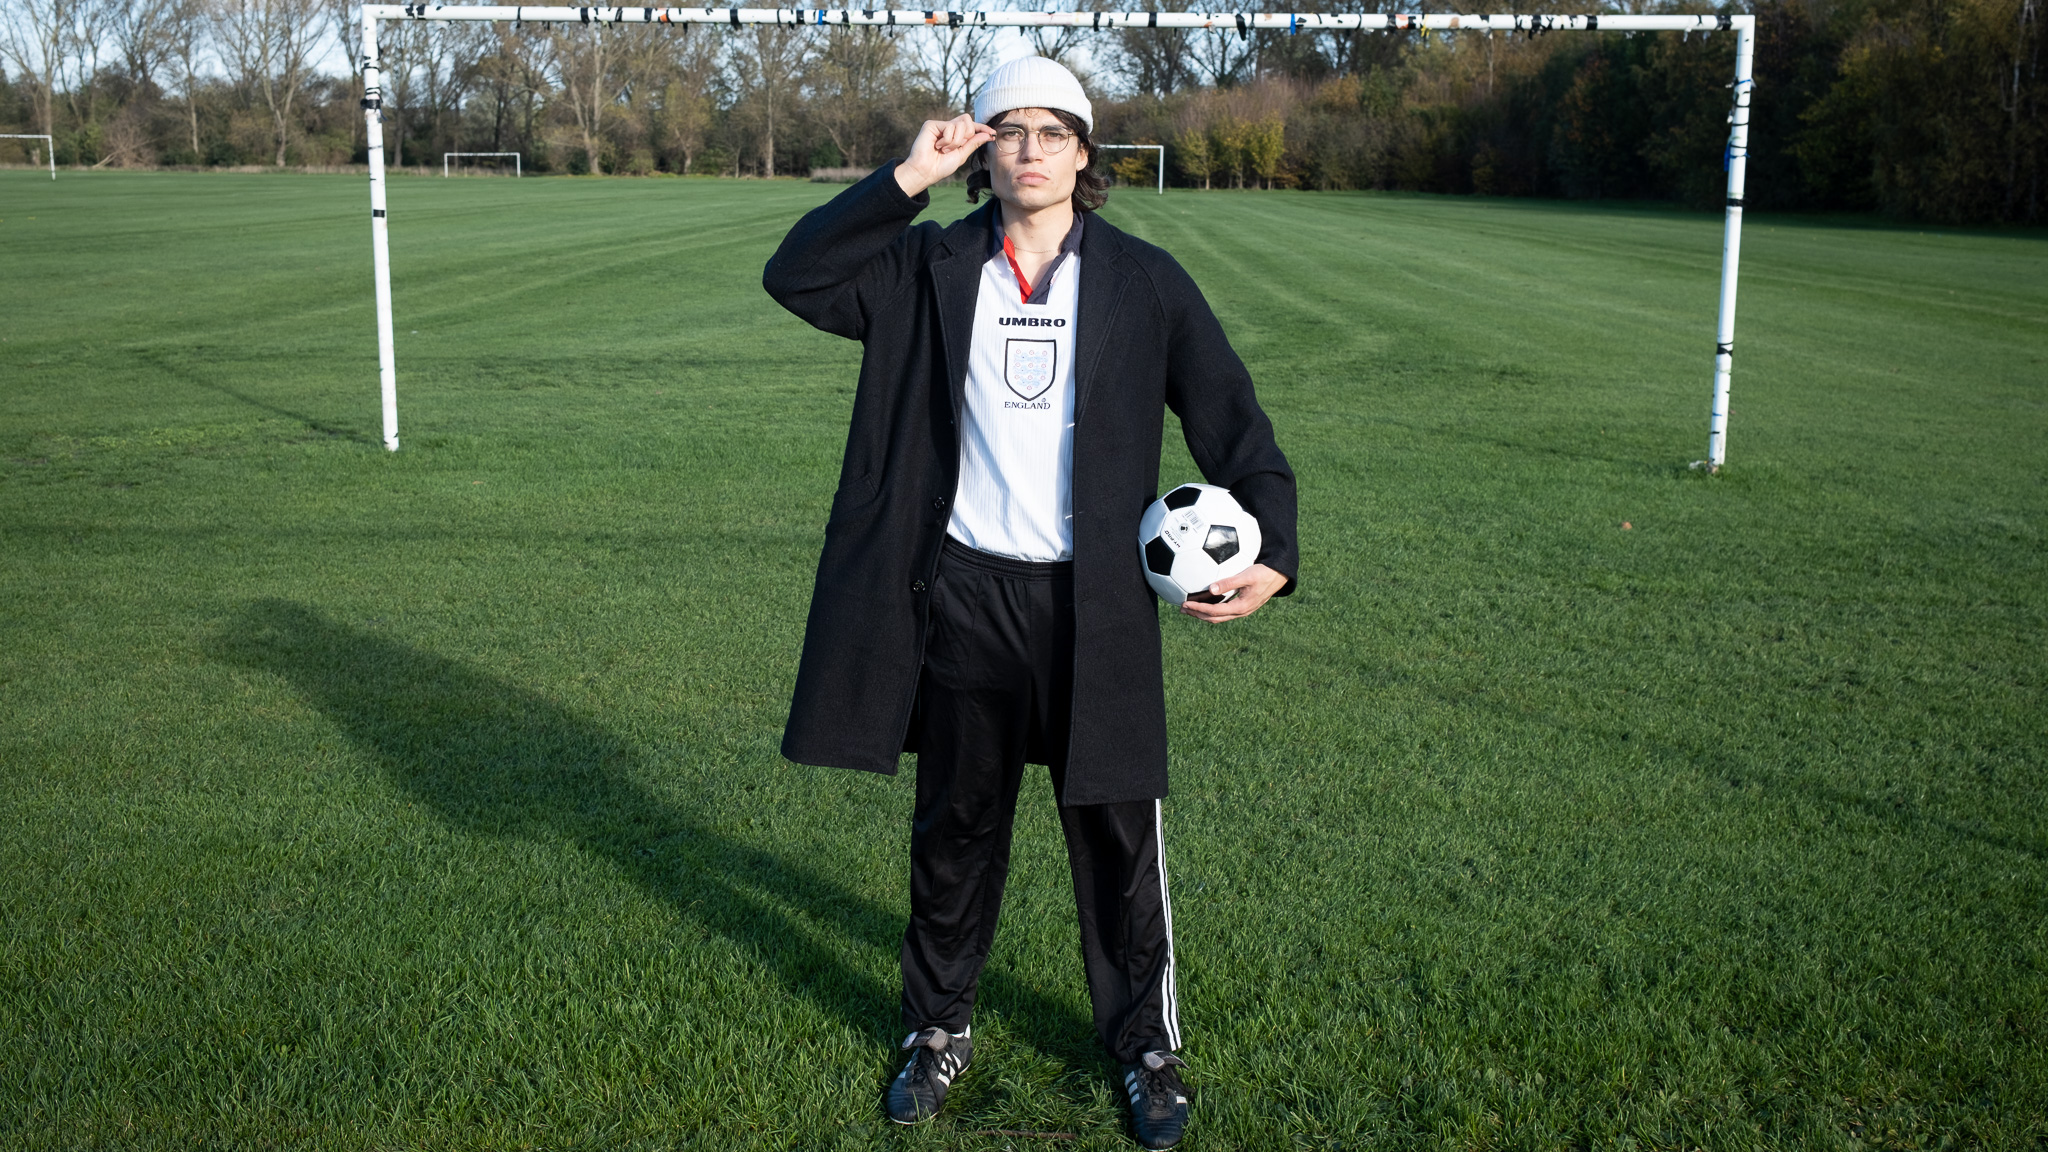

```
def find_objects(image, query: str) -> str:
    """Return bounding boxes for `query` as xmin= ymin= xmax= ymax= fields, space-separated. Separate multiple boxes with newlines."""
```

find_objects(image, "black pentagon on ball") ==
xmin=1203 ymin=525 xmax=1240 ymax=563
xmin=1145 ymin=537 xmax=1178 ymax=577
xmin=1162 ymin=485 xmax=1202 ymax=511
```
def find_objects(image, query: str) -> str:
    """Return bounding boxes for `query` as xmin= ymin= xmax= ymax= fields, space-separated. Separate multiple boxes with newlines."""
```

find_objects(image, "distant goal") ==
xmin=1 ymin=134 xmax=56 ymax=179
xmin=443 ymin=152 xmax=523 ymax=177
xmin=1100 ymin=144 xmax=1165 ymax=195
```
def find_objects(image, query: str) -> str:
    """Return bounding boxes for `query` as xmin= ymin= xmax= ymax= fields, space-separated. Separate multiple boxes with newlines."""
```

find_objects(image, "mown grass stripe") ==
xmin=1 ymin=169 xmax=2043 ymax=1149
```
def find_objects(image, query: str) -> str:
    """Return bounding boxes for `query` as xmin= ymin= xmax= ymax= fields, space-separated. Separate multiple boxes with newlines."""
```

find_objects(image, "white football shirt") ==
xmin=945 ymin=226 xmax=1081 ymax=562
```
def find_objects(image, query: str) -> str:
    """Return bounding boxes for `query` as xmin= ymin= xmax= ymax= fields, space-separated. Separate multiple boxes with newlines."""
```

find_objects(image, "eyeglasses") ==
xmin=993 ymin=125 xmax=1077 ymax=154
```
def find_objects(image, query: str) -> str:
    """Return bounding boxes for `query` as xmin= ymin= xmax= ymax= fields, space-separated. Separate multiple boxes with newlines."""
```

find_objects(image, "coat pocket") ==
xmin=826 ymin=468 xmax=882 ymax=529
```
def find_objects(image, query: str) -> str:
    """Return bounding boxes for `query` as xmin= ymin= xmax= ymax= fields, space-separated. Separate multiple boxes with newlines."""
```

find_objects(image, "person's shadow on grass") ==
xmin=214 ymin=599 xmax=1103 ymax=1088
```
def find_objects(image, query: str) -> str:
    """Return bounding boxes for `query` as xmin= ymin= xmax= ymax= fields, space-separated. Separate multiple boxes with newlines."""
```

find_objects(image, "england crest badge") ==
xmin=1004 ymin=339 xmax=1057 ymax=402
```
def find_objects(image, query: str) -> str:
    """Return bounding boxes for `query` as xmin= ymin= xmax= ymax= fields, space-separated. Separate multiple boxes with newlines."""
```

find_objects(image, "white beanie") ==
xmin=973 ymin=56 xmax=1093 ymax=133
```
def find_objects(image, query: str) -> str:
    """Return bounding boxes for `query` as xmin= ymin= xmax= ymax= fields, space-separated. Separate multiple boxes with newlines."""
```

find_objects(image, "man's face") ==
xmin=985 ymin=108 xmax=1088 ymax=213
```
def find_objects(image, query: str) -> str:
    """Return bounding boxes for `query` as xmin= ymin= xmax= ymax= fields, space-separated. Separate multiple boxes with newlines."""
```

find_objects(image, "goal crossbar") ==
xmin=444 ymin=151 xmax=523 ymax=176
xmin=359 ymin=8 xmax=1754 ymax=471
xmin=365 ymin=6 xmax=1738 ymax=32
xmin=1 ymin=134 xmax=57 ymax=180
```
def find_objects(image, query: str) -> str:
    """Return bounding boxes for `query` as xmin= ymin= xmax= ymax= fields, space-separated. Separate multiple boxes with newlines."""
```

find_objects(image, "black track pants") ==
xmin=900 ymin=539 xmax=1182 ymax=1063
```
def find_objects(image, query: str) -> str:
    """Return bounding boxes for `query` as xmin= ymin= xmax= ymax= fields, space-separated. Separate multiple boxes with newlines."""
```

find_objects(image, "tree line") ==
xmin=2 ymin=0 xmax=2039 ymax=223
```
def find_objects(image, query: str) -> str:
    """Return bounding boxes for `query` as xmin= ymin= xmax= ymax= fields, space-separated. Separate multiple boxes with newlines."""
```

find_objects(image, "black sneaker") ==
xmin=886 ymin=1027 xmax=972 ymax=1124
xmin=1122 ymin=1051 xmax=1190 ymax=1150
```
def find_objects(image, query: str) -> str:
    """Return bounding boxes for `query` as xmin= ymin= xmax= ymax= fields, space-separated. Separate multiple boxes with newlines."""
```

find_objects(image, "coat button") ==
xmin=910 ymin=579 xmax=927 ymax=593
xmin=933 ymin=496 xmax=948 ymax=509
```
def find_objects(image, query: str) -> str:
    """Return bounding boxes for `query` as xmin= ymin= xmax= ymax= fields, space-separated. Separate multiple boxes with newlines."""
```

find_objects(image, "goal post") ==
xmin=1100 ymin=144 xmax=1166 ymax=195
xmin=358 ymin=7 xmax=1753 ymax=471
xmin=1 ymin=134 xmax=57 ymax=180
xmin=444 ymin=151 xmax=523 ymax=177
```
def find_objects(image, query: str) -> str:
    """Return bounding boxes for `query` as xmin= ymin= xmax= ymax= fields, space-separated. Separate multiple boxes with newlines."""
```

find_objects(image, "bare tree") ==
xmin=212 ymin=0 xmax=328 ymax=165
xmin=548 ymin=21 xmax=620 ymax=171
xmin=730 ymin=19 xmax=809 ymax=175
xmin=650 ymin=25 xmax=721 ymax=171
xmin=331 ymin=0 xmax=364 ymax=151
xmin=164 ymin=0 xmax=210 ymax=157
xmin=376 ymin=17 xmax=483 ymax=167
xmin=61 ymin=0 xmax=114 ymax=140
xmin=2 ymin=0 xmax=113 ymax=145
xmin=1189 ymin=23 xmax=1256 ymax=88
xmin=262 ymin=0 xmax=326 ymax=167
xmin=376 ymin=18 xmax=427 ymax=166
xmin=473 ymin=23 xmax=551 ymax=157
xmin=807 ymin=25 xmax=900 ymax=169
xmin=111 ymin=0 xmax=168 ymax=90
xmin=904 ymin=20 xmax=998 ymax=115
xmin=1111 ymin=0 xmax=1199 ymax=98
xmin=0 ymin=0 xmax=76 ymax=138
xmin=658 ymin=75 xmax=714 ymax=171
xmin=414 ymin=21 xmax=481 ymax=162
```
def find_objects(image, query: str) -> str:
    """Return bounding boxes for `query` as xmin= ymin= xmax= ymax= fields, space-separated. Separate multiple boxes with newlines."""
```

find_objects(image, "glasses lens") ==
xmin=993 ymin=126 xmax=1075 ymax=154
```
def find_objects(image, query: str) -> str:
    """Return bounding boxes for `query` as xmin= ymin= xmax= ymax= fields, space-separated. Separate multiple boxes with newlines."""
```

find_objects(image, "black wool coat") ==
xmin=762 ymin=163 xmax=1298 ymax=806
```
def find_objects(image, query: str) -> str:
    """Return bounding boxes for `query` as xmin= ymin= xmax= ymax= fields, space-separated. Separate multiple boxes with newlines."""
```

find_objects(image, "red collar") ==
xmin=1001 ymin=234 xmax=1036 ymax=304
xmin=996 ymin=214 xmax=1085 ymax=305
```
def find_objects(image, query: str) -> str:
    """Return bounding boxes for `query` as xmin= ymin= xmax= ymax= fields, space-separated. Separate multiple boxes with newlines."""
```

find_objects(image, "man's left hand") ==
xmin=1177 ymin=563 xmax=1289 ymax=623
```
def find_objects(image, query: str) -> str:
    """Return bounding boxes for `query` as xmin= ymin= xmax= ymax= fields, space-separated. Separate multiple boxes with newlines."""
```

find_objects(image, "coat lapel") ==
xmin=1073 ymin=213 xmax=1132 ymax=426
xmin=929 ymin=202 xmax=998 ymax=423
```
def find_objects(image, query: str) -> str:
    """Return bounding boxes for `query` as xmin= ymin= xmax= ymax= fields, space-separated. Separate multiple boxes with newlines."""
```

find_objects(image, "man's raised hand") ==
xmin=895 ymin=114 xmax=997 ymax=198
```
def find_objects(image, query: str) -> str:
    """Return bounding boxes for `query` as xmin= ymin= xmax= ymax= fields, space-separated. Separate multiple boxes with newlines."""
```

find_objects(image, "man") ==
xmin=762 ymin=55 xmax=1297 ymax=1150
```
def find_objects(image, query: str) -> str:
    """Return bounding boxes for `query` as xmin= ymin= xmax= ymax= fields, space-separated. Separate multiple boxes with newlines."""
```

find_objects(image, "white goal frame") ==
xmin=1100 ymin=144 xmax=1166 ymax=195
xmin=444 ymin=150 xmax=523 ymax=177
xmin=1 ymin=134 xmax=57 ymax=180
xmin=359 ymin=7 xmax=1753 ymax=471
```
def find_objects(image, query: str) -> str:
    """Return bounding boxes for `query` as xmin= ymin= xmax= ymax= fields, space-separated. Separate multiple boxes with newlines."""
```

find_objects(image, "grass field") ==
xmin=1 ymin=168 xmax=2044 ymax=1150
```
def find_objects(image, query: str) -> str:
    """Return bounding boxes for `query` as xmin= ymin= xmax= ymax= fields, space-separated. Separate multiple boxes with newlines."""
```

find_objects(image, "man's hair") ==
xmin=964 ymin=107 xmax=1109 ymax=213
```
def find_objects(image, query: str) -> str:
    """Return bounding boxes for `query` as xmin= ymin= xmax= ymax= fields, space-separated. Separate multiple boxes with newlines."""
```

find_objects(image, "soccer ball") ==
xmin=1138 ymin=483 xmax=1262 ymax=606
